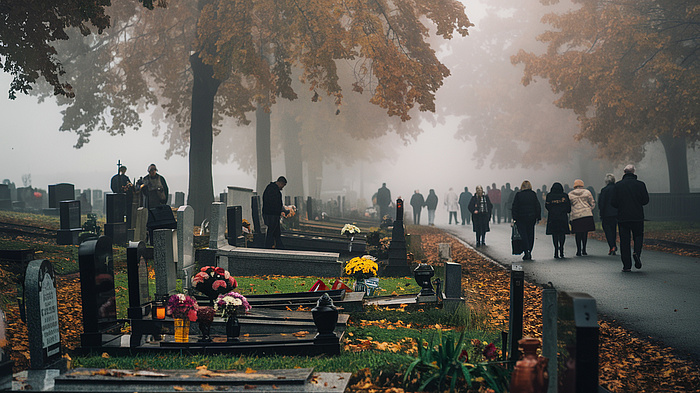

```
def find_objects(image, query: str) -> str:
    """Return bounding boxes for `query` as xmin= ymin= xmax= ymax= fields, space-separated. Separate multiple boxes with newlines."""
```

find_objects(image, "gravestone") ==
xmin=104 ymin=193 xmax=127 ymax=245
xmin=219 ymin=192 xmax=227 ymax=204
xmin=227 ymin=186 xmax=254 ymax=226
xmin=0 ymin=309 xmax=12 ymax=390
xmin=209 ymin=202 xmax=227 ymax=249
xmin=78 ymin=236 xmax=119 ymax=347
xmin=306 ymin=197 xmax=314 ymax=220
xmin=227 ymin=206 xmax=244 ymax=246
xmin=438 ymin=243 xmax=451 ymax=261
xmin=147 ymin=204 xmax=176 ymax=244
xmin=442 ymin=262 xmax=464 ymax=313
xmin=176 ymin=205 xmax=195 ymax=283
xmin=285 ymin=195 xmax=292 ymax=206
xmin=57 ymin=200 xmax=81 ymax=245
xmin=48 ymin=183 xmax=75 ymax=209
xmin=174 ymin=191 xmax=185 ymax=208
xmin=132 ymin=207 xmax=148 ymax=242
xmin=153 ymin=229 xmax=177 ymax=298
xmin=92 ymin=189 xmax=103 ymax=215
xmin=385 ymin=198 xmax=411 ymax=277
xmin=251 ymin=194 xmax=263 ymax=233
xmin=557 ymin=291 xmax=599 ymax=393
xmin=0 ymin=184 xmax=12 ymax=210
xmin=24 ymin=260 xmax=62 ymax=369
xmin=126 ymin=241 xmax=150 ymax=347
xmin=294 ymin=196 xmax=304 ymax=220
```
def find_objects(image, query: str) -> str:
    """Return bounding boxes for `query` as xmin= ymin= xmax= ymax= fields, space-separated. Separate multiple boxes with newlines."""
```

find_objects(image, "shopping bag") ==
xmin=511 ymin=224 xmax=524 ymax=255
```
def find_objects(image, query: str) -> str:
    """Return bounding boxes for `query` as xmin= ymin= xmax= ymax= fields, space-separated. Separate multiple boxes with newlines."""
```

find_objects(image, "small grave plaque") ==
xmin=174 ymin=191 xmax=185 ymax=207
xmin=57 ymin=200 xmax=81 ymax=245
xmin=438 ymin=243 xmax=451 ymax=261
xmin=24 ymin=260 xmax=62 ymax=369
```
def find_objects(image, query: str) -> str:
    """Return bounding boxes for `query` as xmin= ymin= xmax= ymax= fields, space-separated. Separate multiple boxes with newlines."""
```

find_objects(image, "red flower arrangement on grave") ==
xmin=191 ymin=266 xmax=238 ymax=300
xmin=167 ymin=293 xmax=198 ymax=321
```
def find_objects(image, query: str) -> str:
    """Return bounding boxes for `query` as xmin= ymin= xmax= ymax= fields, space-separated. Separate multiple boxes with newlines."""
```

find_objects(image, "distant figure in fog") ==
xmin=598 ymin=174 xmax=618 ymax=256
xmin=468 ymin=185 xmax=492 ymax=246
xmin=425 ymin=189 xmax=438 ymax=226
xmin=376 ymin=183 xmax=392 ymax=220
xmin=262 ymin=176 xmax=289 ymax=249
xmin=545 ymin=182 xmax=571 ymax=259
xmin=444 ymin=188 xmax=459 ymax=225
xmin=569 ymin=179 xmax=596 ymax=256
xmin=137 ymin=164 xmax=169 ymax=209
xmin=458 ymin=186 xmax=472 ymax=225
xmin=503 ymin=183 xmax=515 ymax=223
xmin=612 ymin=165 xmax=649 ymax=272
xmin=410 ymin=190 xmax=425 ymax=225
xmin=511 ymin=180 xmax=541 ymax=261
xmin=488 ymin=183 xmax=501 ymax=224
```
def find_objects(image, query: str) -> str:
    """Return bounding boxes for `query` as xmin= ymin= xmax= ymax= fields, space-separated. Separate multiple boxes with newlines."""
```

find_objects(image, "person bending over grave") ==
xmin=137 ymin=164 xmax=169 ymax=209
xmin=262 ymin=176 xmax=289 ymax=249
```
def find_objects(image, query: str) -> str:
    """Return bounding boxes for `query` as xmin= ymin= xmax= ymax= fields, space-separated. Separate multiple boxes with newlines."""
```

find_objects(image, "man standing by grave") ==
xmin=611 ymin=164 xmax=649 ymax=272
xmin=376 ymin=183 xmax=392 ymax=220
xmin=409 ymin=190 xmax=425 ymax=225
xmin=262 ymin=176 xmax=289 ymax=249
xmin=137 ymin=164 xmax=169 ymax=209
xmin=110 ymin=165 xmax=133 ymax=225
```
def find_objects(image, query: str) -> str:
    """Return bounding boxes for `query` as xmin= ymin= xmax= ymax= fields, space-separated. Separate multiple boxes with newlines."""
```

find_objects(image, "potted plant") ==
xmin=344 ymin=255 xmax=378 ymax=293
xmin=214 ymin=291 xmax=251 ymax=342
xmin=167 ymin=293 xmax=198 ymax=343
xmin=191 ymin=266 xmax=238 ymax=304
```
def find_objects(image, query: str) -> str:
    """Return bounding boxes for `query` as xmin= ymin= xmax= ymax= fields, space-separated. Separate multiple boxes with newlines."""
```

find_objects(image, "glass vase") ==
xmin=173 ymin=318 xmax=190 ymax=343
xmin=226 ymin=312 xmax=240 ymax=342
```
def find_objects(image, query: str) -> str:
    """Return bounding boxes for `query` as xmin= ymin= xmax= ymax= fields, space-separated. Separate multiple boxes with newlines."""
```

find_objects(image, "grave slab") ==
xmin=217 ymin=246 xmax=341 ymax=277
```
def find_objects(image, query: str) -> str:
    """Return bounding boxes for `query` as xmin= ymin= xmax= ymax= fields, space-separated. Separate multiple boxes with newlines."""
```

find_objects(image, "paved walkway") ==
xmin=438 ymin=221 xmax=700 ymax=361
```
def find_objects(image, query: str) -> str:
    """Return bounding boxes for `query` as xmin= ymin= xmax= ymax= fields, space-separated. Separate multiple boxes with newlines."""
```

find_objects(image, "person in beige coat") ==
xmin=568 ymin=179 xmax=596 ymax=256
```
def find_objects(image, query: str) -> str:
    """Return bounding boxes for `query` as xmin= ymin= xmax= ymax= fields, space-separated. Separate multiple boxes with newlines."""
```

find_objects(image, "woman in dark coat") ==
xmin=545 ymin=182 xmax=571 ymax=259
xmin=467 ymin=185 xmax=492 ymax=246
xmin=511 ymin=180 xmax=541 ymax=260
xmin=598 ymin=174 xmax=618 ymax=255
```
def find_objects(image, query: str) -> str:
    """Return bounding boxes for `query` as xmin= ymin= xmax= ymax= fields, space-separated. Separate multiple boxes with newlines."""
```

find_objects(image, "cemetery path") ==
xmin=440 ymin=222 xmax=700 ymax=362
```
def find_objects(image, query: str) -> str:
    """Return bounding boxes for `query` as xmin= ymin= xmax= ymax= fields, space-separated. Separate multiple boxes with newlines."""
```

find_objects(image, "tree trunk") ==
xmin=187 ymin=53 xmax=221 ymax=224
xmin=659 ymin=133 xmax=689 ymax=194
xmin=281 ymin=114 xmax=304 ymax=197
xmin=306 ymin=154 xmax=323 ymax=199
xmin=255 ymin=106 xmax=272 ymax=195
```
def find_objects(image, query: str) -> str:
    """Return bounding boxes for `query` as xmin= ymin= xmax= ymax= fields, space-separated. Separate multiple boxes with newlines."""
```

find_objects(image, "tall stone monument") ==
xmin=384 ymin=198 xmax=411 ymax=277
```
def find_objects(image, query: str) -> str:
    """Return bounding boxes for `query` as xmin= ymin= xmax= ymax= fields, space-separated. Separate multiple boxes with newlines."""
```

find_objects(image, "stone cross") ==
xmin=24 ymin=260 xmax=62 ymax=369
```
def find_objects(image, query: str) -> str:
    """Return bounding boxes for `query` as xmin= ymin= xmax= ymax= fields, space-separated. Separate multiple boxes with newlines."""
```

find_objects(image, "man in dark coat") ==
xmin=425 ymin=189 xmax=438 ymax=226
xmin=511 ymin=181 xmax=541 ymax=260
xmin=376 ymin=183 xmax=392 ymax=220
xmin=409 ymin=190 xmax=425 ymax=225
xmin=110 ymin=165 xmax=133 ymax=225
xmin=262 ymin=176 xmax=289 ymax=249
xmin=138 ymin=164 xmax=168 ymax=209
xmin=598 ymin=173 xmax=618 ymax=255
xmin=458 ymin=186 xmax=472 ymax=225
xmin=611 ymin=165 xmax=649 ymax=272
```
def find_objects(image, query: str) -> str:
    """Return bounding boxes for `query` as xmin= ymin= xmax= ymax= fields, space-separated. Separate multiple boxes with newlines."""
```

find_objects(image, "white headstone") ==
xmin=227 ymin=186 xmax=253 ymax=228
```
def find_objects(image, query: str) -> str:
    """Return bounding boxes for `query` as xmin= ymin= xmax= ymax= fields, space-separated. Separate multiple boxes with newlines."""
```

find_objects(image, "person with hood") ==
xmin=425 ymin=189 xmax=438 ymax=226
xmin=598 ymin=173 xmax=618 ymax=255
xmin=468 ymin=185 xmax=492 ymax=246
xmin=444 ymin=187 xmax=459 ymax=225
xmin=545 ymin=182 xmax=571 ymax=259
xmin=458 ymin=186 xmax=472 ymax=225
xmin=568 ymin=179 xmax=596 ymax=256
xmin=611 ymin=165 xmax=649 ymax=272
xmin=511 ymin=180 xmax=541 ymax=260
xmin=409 ymin=190 xmax=425 ymax=225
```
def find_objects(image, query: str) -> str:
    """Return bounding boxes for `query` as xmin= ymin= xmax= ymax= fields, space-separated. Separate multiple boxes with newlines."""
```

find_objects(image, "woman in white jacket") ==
xmin=568 ymin=179 xmax=596 ymax=256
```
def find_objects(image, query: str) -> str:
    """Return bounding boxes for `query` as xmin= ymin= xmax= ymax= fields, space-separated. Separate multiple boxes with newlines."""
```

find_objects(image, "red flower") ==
xmin=459 ymin=349 xmax=469 ymax=362
xmin=228 ymin=277 xmax=238 ymax=289
xmin=215 ymin=267 xmax=225 ymax=275
xmin=212 ymin=280 xmax=227 ymax=291
xmin=483 ymin=343 xmax=498 ymax=361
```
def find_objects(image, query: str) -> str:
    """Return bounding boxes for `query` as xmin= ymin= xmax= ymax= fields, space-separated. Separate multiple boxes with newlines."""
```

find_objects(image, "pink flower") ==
xmin=228 ymin=277 xmax=238 ymax=289
xmin=201 ymin=266 xmax=209 ymax=272
xmin=187 ymin=309 xmax=198 ymax=322
xmin=215 ymin=267 xmax=225 ymax=275
xmin=212 ymin=280 xmax=227 ymax=291
xmin=224 ymin=271 xmax=230 ymax=279
xmin=192 ymin=273 xmax=207 ymax=285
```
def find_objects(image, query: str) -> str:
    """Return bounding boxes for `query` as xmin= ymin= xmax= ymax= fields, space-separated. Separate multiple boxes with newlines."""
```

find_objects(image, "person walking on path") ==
xmin=468 ymin=185 xmax=492 ymax=246
xmin=511 ymin=180 xmax=541 ymax=260
xmin=262 ymin=176 xmax=289 ymax=249
xmin=458 ymin=186 xmax=472 ymax=225
xmin=445 ymin=188 xmax=459 ymax=225
xmin=410 ymin=190 xmax=425 ymax=225
xmin=545 ymin=182 xmax=571 ymax=259
xmin=501 ymin=183 xmax=513 ymax=223
xmin=569 ymin=179 xmax=596 ymax=256
xmin=598 ymin=173 xmax=618 ymax=255
xmin=425 ymin=189 xmax=438 ymax=226
xmin=488 ymin=183 xmax=501 ymax=223
xmin=612 ymin=165 xmax=649 ymax=272
xmin=376 ymin=183 xmax=392 ymax=220
xmin=137 ymin=164 xmax=169 ymax=209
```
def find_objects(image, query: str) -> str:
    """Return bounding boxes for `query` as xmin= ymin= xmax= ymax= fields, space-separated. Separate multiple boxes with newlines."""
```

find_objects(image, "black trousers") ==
xmin=602 ymin=216 xmax=617 ymax=250
xmin=413 ymin=210 xmax=422 ymax=225
xmin=263 ymin=214 xmax=284 ymax=249
xmin=516 ymin=220 xmax=536 ymax=252
xmin=618 ymin=221 xmax=644 ymax=269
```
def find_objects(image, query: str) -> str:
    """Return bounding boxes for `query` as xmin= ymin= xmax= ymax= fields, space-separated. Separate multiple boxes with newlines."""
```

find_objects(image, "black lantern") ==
xmin=312 ymin=293 xmax=338 ymax=342
xmin=414 ymin=263 xmax=437 ymax=302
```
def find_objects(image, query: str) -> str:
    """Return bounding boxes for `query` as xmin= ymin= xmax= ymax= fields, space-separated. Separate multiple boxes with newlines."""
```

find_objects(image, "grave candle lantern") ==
xmin=155 ymin=302 xmax=166 ymax=319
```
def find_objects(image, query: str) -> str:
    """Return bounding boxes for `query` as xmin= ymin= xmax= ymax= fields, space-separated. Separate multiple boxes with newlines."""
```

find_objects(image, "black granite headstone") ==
xmin=251 ymin=195 xmax=262 ymax=234
xmin=174 ymin=191 xmax=185 ymax=207
xmin=126 ymin=241 xmax=151 ymax=319
xmin=24 ymin=260 xmax=62 ymax=369
xmin=57 ymin=200 xmax=82 ymax=245
xmin=557 ymin=291 xmax=599 ymax=393
xmin=78 ymin=236 xmax=119 ymax=347
xmin=48 ymin=183 xmax=75 ymax=209
xmin=306 ymin=197 xmax=313 ymax=220
xmin=0 ymin=309 xmax=12 ymax=389
xmin=104 ymin=222 xmax=128 ymax=245
xmin=385 ymin=198 xmax=411 ymax=277
xmin=105 ymin=193 xmax=125 ymax=223
xmin=227 ymin=206 xmax=244 ymax=246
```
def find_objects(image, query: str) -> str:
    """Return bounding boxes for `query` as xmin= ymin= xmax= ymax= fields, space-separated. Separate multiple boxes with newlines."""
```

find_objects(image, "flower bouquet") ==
xmin=341 ymin=224 xmax=361 ymax=238
xmin=345 ymin=255 xmax=379 ymax=293
xmin=215 ymin=291 xmax=252 ymax=319
xmin=196 ymin=306 xmax=215 ymax=342
xmin=192 ymin=266 xmax=238 ymax=301
xmin=167 ymin=293 xmax=198 ymax=321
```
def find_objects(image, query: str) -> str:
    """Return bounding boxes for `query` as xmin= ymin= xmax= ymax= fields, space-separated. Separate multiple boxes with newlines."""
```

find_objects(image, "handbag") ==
xmin=511 ymin=223 xmax=524 ymax=255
